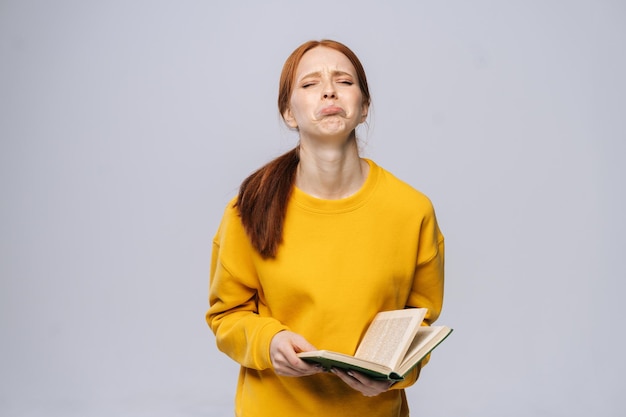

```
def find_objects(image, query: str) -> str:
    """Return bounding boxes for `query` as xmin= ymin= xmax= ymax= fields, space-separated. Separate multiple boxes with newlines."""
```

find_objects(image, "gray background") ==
xmin=1 ymin=1 xmax=625 ymax=416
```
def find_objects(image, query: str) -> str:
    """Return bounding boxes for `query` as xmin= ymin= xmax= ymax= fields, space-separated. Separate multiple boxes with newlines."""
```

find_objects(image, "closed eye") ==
xmin=302 ymin=82 xmax=316 ymax=88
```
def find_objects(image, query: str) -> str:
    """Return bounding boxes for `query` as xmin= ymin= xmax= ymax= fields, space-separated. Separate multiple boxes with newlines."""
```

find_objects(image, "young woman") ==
xmin=206 ymin=39 xmax=445 ymax=417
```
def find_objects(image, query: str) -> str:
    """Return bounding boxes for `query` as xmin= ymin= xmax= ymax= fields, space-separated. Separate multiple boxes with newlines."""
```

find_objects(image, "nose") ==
xmin=322 ymin=80 xmax=336 ymax=100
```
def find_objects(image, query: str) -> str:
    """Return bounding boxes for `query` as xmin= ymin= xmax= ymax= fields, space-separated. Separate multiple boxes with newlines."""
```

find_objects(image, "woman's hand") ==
xmin=330 ymin=368 xmax=394 ymax=397
xmin=270 ymin=330 xmax=324 ymax=377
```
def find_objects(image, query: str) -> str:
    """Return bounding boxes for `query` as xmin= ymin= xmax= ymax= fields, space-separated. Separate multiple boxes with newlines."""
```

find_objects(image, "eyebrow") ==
xmin=298 ymin=70 xmax=355 ymax=80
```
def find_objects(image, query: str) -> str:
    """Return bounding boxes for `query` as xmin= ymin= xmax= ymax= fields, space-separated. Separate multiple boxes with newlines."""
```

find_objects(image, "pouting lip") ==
xmin=318 ymin=105 xmax=345 ymax=117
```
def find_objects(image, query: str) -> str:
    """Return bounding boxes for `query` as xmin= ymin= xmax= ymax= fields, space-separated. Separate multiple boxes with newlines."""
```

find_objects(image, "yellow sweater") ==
xmin=206 ymin=159 xmax=445 ymax=417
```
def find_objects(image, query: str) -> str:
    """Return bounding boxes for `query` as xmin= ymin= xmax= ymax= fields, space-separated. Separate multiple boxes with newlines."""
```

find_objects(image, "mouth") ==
xmin=318 ymin=105 xmax=345 ymax=117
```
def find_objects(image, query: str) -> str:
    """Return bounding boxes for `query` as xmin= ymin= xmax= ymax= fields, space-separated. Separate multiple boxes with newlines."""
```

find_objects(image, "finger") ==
xmin=275 ymin=353 xmax=323 ymax=377
xmin=342 ymin=370 xmax=389 ymax=390
xmin=293 ymin=339 xmax=318 ymax=353
xmin=333 ymin=368 xmax=371 ymax=386
xmin=330 ymin=368 xmax=388 ymax=397
xmin=330 ymin=368 xmax=357 ymax=386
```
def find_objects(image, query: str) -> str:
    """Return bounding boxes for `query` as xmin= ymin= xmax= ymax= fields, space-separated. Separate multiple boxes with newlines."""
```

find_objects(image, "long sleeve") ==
xmin=407 ymin=207 xmax=445 ymax=325
xmin=206 ymin=203 xmax=289 ymax=370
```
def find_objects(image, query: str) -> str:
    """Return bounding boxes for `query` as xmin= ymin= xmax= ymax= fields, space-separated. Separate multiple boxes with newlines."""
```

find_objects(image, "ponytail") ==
xmin=235 ymin=147 xmax=300 ymax=258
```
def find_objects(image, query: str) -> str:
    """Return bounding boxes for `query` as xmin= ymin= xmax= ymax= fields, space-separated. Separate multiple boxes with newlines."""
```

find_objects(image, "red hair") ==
xmin=236 ymin=40 xmax=371 ymax=258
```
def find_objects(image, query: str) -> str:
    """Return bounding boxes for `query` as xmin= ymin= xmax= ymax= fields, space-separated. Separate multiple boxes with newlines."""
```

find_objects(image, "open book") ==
xmin=297 ymin=308 xmax=452 ymax=381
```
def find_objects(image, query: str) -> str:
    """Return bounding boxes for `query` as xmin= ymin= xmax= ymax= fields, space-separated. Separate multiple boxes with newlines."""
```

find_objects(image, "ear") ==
xmin=360 ymin=103 xmax=369 ymax=123
xmin=283 ymin=108 xmax=298 ymax=129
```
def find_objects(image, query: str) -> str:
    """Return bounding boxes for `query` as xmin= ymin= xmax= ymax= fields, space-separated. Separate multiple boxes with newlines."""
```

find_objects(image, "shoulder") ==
xmin=214 ymin=197 xmax=247 ymax=246
xmin=216 ymin=197 xmax=239 ymax=226
xmin=369 ymin=160 xmax=436 ymax=212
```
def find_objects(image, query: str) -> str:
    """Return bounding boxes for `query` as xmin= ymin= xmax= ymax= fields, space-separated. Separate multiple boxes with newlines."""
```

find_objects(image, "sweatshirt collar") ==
xmin=291 ymin=159 xmax=379 ymax=213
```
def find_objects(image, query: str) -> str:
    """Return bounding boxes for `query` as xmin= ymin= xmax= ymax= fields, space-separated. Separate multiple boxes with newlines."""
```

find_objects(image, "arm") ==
xmin=205 ymin=205 xmax=286 ymax=370
xmin=396 ymin=203 xmax=445 ymax=388
xmin=407 ymin=204 xmax=445 ymax=326
xmin=206 ymin=206 xmax=321 ymax=375
xmin=206 ymin=241 xmax=287 ymax=370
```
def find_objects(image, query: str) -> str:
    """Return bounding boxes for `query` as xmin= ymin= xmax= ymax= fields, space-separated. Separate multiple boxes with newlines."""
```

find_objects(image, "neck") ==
xmin=295 ymin=136 xmax=369 ymax=200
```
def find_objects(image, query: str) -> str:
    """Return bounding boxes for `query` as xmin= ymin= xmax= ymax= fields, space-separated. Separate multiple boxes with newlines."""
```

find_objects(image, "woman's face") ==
xmin=283 ymin=46 xmax=368 ymax=141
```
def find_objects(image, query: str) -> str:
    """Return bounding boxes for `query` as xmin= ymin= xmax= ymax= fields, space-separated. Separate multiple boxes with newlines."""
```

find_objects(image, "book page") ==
xmin=354 ymin=317 xmax=411 ymax=365
xmin=404 ymin=327 xmax=439 ymax=358
xmin=354 ymin=309 xmax=426 ymax=369
xmin=397 ymin=325 xmax=453 ymax=376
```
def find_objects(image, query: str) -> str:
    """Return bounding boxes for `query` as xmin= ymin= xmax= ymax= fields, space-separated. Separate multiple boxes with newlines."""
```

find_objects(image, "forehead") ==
xmin=295 ymin=46 xmax=356 ymax=78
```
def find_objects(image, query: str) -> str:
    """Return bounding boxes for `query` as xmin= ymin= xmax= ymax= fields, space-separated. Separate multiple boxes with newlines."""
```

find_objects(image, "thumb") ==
xmin=292 ymin=334 xmax=317 ymax=353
